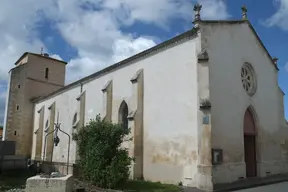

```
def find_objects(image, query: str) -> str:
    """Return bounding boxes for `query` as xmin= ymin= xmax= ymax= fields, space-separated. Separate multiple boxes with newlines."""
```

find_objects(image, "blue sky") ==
xmin=0 ymin=0 xmax=287 ymax=125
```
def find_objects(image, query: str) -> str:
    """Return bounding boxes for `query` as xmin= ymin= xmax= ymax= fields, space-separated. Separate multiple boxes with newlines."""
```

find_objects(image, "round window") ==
xmin=241 ymin=63 xmax=256 ymax=96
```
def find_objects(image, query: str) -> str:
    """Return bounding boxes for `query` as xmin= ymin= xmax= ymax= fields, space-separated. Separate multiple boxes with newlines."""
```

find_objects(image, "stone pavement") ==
xmin=183 ymin=181 xmax=288 ymax=192
xmin=182 ymin=173 xmax=288 ymax=192
xmin=235 ymin=182 xmax=288 ymax=192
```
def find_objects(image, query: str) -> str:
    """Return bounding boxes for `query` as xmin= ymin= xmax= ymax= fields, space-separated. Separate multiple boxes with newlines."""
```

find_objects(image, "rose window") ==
xmin=241 ymin=63 xmax=256 ymax=96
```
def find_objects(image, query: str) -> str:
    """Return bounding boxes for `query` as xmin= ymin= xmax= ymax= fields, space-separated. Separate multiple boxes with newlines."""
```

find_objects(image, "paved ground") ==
xmin=235 ymin=182 xmax=288 ymax=192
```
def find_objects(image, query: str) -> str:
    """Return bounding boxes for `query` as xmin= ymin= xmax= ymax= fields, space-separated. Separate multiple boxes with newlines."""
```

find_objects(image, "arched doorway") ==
xmin=118 ymin=101 xmax=129 ymax=129
xmin=243 ymin=107 xmax=257 ymax=178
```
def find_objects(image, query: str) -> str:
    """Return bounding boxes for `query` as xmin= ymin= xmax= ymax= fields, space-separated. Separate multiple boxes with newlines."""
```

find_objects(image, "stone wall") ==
xmin=0 ymin=155 xmax=27 ymax=171
xmin=3 ymin=53 xmax=66 ymax=157
xmin=25 ymin=174 xmax=73 ymax=192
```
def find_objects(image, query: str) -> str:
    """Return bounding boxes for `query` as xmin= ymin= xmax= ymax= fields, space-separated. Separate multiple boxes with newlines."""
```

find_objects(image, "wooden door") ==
xmin=244 ymin=135 xmax=257 ymax=177
xmin=243 ymin=108 xmax=257 ymax=178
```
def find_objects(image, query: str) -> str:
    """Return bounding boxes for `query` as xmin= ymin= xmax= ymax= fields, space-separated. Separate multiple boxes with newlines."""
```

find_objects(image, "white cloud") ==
xmin=0 ymin=0 xmax=230 ymax=83
xmin=199 ymin=0 xmax=230 ymax=20
xmin=0 ymin=0 xmax=230 ymax=121
xmin=112 ymin=37 xmax=157 ymax=62
xmin=264 ymin=0 xmax=288 ymax=30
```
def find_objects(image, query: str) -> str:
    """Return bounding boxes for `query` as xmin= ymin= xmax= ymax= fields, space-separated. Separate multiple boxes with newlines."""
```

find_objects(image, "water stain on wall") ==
xmin=147 ymin=136 xmax=197 ymax=166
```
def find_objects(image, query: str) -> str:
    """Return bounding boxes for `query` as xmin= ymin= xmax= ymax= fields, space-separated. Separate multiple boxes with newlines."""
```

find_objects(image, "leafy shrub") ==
xmin=72 ymin=115 xmax=134 ymax=189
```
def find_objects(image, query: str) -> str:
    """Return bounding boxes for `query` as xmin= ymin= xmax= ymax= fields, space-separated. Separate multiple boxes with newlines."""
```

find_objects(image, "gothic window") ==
xmin=241 ymin=63 xmax=257 ymax=96
xmin=118 ymin=101 xmax=129 ymax=129
xmin=44 ymin=119 xmax=49 ymax=132
xmin=73 ymin=113 xmax=77 ymax=124
xmin=72 ymin=112 xmax=78 ymax=129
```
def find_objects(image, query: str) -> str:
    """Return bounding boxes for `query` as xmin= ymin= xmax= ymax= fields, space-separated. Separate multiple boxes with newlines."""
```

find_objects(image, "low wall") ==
xmin=0 ymin=155 xmax=27 ymax=170
xmin=0 ymin=141 xmax=16 ymax=156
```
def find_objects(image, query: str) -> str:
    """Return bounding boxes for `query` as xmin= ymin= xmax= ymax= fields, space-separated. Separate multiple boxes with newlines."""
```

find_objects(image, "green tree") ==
xmin=72 ymin=115 xmax=134 ymax=189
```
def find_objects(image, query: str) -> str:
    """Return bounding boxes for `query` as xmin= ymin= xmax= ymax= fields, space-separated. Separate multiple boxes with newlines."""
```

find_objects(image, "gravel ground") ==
xmin=0 ymin=187 xmax=25 ymax=192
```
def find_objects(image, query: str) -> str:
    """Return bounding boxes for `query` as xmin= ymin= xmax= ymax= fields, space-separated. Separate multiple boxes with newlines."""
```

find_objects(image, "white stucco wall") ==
xmin=203 ymin=22 xmax=287 ymax=184
xmin=32 ymin=36 xmax=200 ymax=186
xmin=31 ymin=86 xmax=80 ymax=163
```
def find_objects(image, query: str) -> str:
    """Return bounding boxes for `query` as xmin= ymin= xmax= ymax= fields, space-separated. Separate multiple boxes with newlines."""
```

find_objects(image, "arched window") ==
xmin=44 ymin=119 xmax=49 ymax=132
xmin=72 ymin=112 xmax=78 ymax=129
xmin=118 ymin=101 xmax=129 ymax=129
xmin=73 ymin=113 xmax=77 ymax=125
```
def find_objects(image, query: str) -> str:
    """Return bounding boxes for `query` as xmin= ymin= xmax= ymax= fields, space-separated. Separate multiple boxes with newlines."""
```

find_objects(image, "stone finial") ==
xmin=241 ymin=5 xmax=248 ymax=20
xmin=193 ymin=3 xmax=202 ymax=22
xmin=272 ymin=57 xmax=279 ymax=65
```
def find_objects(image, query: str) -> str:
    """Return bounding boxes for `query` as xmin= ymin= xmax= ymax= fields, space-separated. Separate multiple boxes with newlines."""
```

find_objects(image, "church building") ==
xmin=2 ymin=5 xmax=288 ymax=191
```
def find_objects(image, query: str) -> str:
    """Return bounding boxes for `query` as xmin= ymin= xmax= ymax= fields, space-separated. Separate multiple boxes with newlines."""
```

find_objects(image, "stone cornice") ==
xmin=48 ymin=102 xmax=55 ymax=110
xmin=37 ymin=106 xmax=44 ymax=113
xmin=130 ymin=69 xmax=143 ymax=83
xmin=127 ymin=110 xmax=137 ymax=121
xmin=197 ymin=49 xmax=209 ymax=62
xmin=101 ymin=80 xmax=112 ymax=92
xmin=76 ymin=91 xmax=86 ymax=101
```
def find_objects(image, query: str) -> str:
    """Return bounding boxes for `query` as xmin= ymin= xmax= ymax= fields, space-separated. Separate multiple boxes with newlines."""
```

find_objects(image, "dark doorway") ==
xmin=243 ymin=108 xmax=257 ymax=178
xmin=244 ymin=135 xmax=257 ymax=177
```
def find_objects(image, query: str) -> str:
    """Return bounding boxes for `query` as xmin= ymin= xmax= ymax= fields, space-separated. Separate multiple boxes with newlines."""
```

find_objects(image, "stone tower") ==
xmin=2 ymin=52 xmax=67 ymax=157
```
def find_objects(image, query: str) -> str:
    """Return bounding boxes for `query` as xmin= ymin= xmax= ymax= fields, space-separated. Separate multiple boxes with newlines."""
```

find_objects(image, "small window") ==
xmin=14 ymin=131 xmax=17 ymax=136
xmin=45 ymin=68 xmax=49 ymax=79
xmin=18 ymin=84 xmax=20 ymax=89
xmin=16 ymin=105 xmax=20 ymax=111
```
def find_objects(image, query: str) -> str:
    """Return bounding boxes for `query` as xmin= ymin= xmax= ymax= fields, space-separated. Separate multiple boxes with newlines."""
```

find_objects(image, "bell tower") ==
xmin=2 ymin=52 xmax=67 ymax=157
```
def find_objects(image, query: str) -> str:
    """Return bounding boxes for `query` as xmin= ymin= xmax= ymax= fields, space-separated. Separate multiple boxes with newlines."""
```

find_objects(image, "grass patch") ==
xmin=118 ymin=180 xmax=182 ymax=192
xmin=0 ymin=170 xmax=33 ymax=191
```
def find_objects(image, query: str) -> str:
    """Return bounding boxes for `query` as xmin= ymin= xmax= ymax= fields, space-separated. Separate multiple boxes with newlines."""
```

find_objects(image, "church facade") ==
xmin=2 ymin=5 xmax=288 ymax=191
